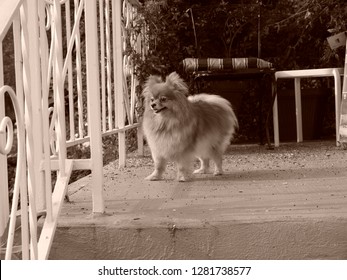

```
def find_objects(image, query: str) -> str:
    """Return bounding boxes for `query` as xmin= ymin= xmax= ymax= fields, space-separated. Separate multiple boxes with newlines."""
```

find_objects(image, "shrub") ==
xmin=133 ymin=0 xmax=346 ymax=77
xmin=130 ymin=0 xmax=346 ymax=142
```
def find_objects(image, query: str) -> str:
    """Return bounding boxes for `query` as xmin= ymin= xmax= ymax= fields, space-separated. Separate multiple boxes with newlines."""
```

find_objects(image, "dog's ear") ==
xmin=143 ymin=75 xmax=162 ymax=98
xmin=166 ymin=72 xmax=189 ymax=96
xmin=146 ymin=75 xmax=162 ymax=88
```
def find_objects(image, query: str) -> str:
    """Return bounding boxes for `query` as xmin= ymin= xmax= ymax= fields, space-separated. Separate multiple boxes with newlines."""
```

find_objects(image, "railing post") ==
xmin=38 ymin=0 xmax=53 ymax=222
xmin=20 ymin=0 xmax=39 ymax=259
xmin=84 ymin=0 xmax=104 ymax=213
xmin=113 ymin=0 xmax=126 ymax=168
xmin=53 ymin=0 xmax=67 ymax=177
xmin=27 ymin=0 xmax=45 ymax=212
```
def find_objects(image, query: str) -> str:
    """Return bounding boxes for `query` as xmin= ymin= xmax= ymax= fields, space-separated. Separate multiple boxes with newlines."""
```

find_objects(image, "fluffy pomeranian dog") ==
xmin=142 ymin=72 xmax=238 ymax=182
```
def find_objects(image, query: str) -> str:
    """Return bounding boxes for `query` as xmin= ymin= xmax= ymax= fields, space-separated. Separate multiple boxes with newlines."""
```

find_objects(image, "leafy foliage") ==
xmin=132 ymin=0 xmax=346 ymax=80
xmin=261 ymin=0 xmax=347 ymax=69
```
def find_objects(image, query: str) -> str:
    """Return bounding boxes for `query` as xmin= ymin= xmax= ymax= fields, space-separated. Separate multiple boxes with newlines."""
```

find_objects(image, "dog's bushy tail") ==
xmin=188 ymin=93 xmax=239 ymax=130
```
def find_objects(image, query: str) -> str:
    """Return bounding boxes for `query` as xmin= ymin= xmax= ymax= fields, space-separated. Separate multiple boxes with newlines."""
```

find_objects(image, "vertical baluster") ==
xmin=105 ymin=0 xmax=113 ymax=130
xmin=99 ymin=0 xmax=106 ymax=133
xmin=13 ymin=11 xmax=30 ymax=260
xmin=48 ymin=4 xmax=57 ymax=157
xmin=52 ymin=0 xmax=67 ymax=175
xmin=113 ymin=0 xmax=126 ymax=167
xmin=85 ymin=0 xmax=104 ymax=213
xmin=130 ymin=74 xmax=135 ymax=124
xmin=20 ymin=0 xmax=39 ymax=260
xmin=74 ymin=0 xmax=84 ymax=139
xmin=65 ymin=0 xmax=75 ymax=141
xmin=38 ymin=0 xmax=53 ymax=223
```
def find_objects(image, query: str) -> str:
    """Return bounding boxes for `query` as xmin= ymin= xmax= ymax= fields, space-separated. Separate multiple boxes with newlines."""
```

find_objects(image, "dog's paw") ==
xmin=193 ymin=168 xmax=208 ymax=174
xmin=178 ymin=177 xmax=186 ymax=182
xmin=177 ymin=174 xmax=187 ymax=182
xmin=213 ymin=170 xmax=223 ymax=176
xmin=145 ymin=173 xmax=162 ymax=181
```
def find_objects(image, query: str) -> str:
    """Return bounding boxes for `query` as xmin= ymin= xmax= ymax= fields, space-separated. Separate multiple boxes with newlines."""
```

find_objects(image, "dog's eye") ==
xmin=159 ymin=96 xmax=167 ymax=102
xmin=150 ymin=97 xmax=154 ymax=102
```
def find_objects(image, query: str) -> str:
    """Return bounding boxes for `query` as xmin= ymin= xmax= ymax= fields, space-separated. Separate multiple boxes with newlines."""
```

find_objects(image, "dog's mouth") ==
xmin=153 ymin=107 xmax=167 ymax=114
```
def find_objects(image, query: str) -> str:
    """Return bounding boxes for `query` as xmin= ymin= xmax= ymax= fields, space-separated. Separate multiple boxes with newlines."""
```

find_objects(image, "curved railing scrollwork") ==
xmin=0 ymin=85 xmax=29 ymax=260
xmin=0 ymin=116 xmax=13 ymax=156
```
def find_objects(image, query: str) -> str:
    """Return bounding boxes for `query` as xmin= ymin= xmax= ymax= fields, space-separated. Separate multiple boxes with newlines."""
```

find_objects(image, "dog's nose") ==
xmin=151 ymin=103 xmax=156 ymax=109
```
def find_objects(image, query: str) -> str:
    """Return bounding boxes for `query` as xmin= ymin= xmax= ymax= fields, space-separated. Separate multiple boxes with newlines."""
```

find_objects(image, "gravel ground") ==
xmin=103 ymin=140 xmax=347 ymax=182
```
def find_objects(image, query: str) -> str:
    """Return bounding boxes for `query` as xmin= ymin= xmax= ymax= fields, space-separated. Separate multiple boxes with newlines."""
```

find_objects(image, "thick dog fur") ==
xmin=142 ymin=72 xmax=238 ymax=181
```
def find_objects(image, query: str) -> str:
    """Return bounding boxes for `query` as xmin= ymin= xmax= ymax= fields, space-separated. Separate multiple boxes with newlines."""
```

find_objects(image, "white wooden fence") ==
xmin=0 ymin=0 xmax=144 ymax=260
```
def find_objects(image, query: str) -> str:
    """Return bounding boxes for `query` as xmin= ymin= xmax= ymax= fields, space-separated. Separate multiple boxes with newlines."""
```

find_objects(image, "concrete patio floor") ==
xmin=50 ymin=141 xmax=347 ymax=260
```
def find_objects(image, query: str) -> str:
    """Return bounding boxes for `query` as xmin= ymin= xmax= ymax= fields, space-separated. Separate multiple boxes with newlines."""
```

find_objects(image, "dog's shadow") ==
xmin=190 ymin=166 xmax=343 ymax=183
xmin=190 ymin=172 xmax=248 ymax=183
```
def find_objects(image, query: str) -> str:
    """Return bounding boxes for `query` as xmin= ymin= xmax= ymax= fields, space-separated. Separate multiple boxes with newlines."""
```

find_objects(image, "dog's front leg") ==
xmin=176 ymin=157 xmax=192 ymax=182
xmin=145 ymin=156 xmax=167 ymax=181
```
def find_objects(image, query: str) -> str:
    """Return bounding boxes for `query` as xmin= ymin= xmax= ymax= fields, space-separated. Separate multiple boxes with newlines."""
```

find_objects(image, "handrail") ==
xmin=0 ymin=0 xmax=23 ymax=42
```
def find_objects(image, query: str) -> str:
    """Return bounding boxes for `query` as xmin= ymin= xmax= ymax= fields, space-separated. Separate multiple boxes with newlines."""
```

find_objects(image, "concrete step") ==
xmin=50 ymin=142 xmax=347 ymax=259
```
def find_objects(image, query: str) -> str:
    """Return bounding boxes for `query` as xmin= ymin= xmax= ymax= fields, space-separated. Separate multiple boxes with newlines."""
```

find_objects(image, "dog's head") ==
xmin=143 ymin=72 xmax=189 ymax=115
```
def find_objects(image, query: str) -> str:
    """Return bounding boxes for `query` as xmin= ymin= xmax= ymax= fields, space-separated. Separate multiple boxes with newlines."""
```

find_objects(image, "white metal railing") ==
xmin=0 ymin=0 xmax=144 ymax=260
